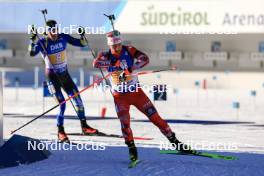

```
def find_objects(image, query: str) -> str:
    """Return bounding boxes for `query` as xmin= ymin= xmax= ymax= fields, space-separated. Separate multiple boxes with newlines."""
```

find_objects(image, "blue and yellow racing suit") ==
xmin=29 ymin=33 xmax=87 ymax=126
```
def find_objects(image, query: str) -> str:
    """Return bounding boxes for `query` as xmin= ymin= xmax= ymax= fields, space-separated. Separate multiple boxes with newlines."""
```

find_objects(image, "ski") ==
xmin=66 ymin=132 xmax=153 ymax=140
xmin=67 ymin=131 xmax=122 ymax=138
xmin=128 ymin=159 xmax=141 ymax=168
xmin=160 ymin=150 xmax=238 ymax=160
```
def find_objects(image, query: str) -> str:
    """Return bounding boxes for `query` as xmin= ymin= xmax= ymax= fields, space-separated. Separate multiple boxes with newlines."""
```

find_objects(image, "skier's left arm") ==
xmin=127 ymin=46 xmax=149 ymax=70
xmin=63 ymin=33 xmax=87 ymax=47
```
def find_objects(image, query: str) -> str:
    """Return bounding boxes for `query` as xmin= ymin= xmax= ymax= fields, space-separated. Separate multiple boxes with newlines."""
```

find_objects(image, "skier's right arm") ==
xmin=28 ymin=40 xmax=41 ymax=57
xmin=28 ymin=31 xmax=42 ymax=57
xmin=93 ymin=52 xmax=111 ymax=68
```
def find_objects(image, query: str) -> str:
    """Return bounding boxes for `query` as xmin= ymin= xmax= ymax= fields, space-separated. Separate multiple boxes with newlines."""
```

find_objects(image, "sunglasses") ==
xmin=47 ymin=27 xmax=58 ymax=33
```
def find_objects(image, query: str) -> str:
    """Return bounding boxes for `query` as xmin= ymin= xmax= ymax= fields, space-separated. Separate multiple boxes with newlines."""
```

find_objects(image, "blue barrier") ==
xmin=0 ymin=135 xmax=51 ymax=168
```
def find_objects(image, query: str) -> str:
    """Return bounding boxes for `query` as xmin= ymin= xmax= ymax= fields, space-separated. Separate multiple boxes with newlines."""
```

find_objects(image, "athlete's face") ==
xmin=47 ymin=27 xmax=58 ymax=41
xmin=109 ymin=43 xmax=122 ymax=55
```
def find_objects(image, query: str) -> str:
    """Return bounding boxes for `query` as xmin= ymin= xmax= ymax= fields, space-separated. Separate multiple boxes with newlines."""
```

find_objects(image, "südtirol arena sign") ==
xmin=115 ymin=0 xmax=264 ymax=34
xmin=140 ymin=5 xmax=210 ymax=27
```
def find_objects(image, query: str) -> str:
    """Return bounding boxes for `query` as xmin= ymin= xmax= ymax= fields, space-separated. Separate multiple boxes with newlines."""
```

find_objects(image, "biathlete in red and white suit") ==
xmin=93 ymin=30 xmax=192 ymax=162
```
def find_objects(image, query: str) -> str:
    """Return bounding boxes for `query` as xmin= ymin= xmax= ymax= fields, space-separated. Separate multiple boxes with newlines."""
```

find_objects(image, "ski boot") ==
xmin=126 ymin=140 xmax=140 ymax=168
xmin=126 ymin=140 xmax=138 ymax=161
xmin=57 ymin=125 xmax=69 ymax=143
xmin=167 ymin=132 xmax=195 ymax=154
xmin=80 ymin=119 xmax=98 ymax=135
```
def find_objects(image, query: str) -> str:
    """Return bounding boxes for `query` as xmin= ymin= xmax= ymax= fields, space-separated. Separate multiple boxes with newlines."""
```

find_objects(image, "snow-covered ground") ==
xmin=1 ymin=82 xmax=264 ymax=175
xmin=0 ymin=145 xmax=264 ymax=176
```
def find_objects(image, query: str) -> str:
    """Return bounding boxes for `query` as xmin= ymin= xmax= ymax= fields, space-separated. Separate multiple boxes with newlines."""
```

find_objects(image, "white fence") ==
xmin=0 ymin=72 xmax=3 ymax=146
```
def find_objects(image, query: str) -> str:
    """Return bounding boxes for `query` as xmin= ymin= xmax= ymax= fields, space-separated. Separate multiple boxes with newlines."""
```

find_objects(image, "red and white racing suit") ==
xmin=93 ymin=45 xmax=173 ymax=142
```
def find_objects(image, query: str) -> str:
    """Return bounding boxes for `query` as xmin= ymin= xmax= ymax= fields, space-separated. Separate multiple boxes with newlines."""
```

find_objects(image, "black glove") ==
xmin=30 ymin=25 xmax=37 ymax=42
xmin=78 ymin=26 xmax=85 ymax=36
xmin=119 ymin=71 xmax=127 ymax=82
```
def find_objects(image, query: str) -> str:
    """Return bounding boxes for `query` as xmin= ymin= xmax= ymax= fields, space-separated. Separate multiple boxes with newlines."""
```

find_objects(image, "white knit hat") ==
xmin=106 ymin=30 xmax=122 ymax=45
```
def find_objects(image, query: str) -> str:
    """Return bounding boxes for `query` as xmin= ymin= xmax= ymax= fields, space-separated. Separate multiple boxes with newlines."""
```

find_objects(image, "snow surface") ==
xmin=1 ymin=85 xmax=264 ymax=175
xmin=0 ymin=145 xmax=264 ymax=176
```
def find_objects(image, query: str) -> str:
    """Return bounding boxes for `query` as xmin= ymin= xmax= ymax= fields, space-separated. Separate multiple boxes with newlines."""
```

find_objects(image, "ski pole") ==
xmin=103 ymin=14 xmax=116 ymax=30
xmin=78 ymin=27 xmax=113 ymax=96
xmin=40 ymin=9 xmax=48 ymax=27
xmin=39 ymin=9 xmax=78 ymax=115
xmin=131 ymin=67 xmax=177 ymax=77
xmin=11 ymin=72 xmax=111 ymax=134
xmin=39 ymin=9 xmax=48 ymax=35
xmin=10 ymin=65 xmax=174 ymax=134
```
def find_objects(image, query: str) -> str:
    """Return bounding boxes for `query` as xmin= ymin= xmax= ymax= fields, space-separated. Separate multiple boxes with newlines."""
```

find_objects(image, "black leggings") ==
xmin=47 ymin=70 xmax=85 ymax=126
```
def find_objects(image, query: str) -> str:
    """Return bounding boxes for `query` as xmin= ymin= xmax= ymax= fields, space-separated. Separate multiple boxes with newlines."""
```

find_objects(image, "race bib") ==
xmin=48 ymin=51 xmax=66 ymax=65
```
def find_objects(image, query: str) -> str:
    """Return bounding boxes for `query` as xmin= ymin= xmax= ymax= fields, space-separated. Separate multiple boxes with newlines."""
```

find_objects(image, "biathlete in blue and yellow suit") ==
xmin=28 ymin=20 xmax=98 ymax=142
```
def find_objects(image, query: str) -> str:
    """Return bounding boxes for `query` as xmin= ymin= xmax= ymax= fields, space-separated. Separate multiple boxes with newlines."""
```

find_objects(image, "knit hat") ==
xmin=106 ymin=30 xmax=122 ymax=45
